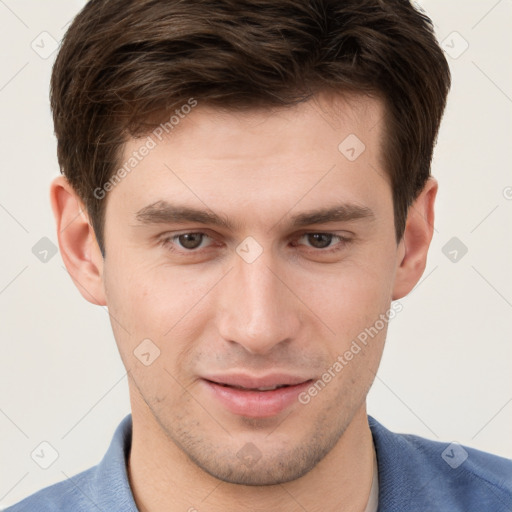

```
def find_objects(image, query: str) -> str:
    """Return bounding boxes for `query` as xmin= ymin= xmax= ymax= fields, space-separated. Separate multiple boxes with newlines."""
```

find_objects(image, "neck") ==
xmin=128 ymin=399 xmax=375 ymax=512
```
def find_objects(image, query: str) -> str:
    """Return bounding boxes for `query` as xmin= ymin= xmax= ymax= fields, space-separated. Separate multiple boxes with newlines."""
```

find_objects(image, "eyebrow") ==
xmin=134 ymin=200 xmax=374 ymax=230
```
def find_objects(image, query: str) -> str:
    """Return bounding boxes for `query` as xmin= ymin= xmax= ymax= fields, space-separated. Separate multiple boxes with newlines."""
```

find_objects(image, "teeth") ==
xmin=221 ymin=383 xmax=287 ymax=391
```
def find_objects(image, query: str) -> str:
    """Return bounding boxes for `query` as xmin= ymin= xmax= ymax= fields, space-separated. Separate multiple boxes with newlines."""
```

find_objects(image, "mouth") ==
xmin=212 ymin=382 xmax=291 ymax=391
xmin=201 ymin=374 xmax=313 ymax=418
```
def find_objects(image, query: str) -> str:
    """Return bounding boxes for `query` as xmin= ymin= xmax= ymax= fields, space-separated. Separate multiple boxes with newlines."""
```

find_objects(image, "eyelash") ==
xmin=158 ymin=231 xmax=352 ymax=255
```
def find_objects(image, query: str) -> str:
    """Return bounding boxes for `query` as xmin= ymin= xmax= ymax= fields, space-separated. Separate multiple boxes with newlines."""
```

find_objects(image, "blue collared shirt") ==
xmin=5 ymin=414 xmax=512 ymax=511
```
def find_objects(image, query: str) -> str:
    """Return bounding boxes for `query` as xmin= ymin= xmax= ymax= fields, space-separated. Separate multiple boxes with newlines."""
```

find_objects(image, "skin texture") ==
xmin=51 ymin=93 xmax=436 ymax=512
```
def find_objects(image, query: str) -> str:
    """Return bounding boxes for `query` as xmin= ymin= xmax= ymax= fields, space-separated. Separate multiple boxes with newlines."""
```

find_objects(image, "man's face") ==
xmin=101 ymin=95 xmax=402 ymax=484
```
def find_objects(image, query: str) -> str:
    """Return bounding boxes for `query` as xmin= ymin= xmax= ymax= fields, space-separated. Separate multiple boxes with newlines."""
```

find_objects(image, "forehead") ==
xmin=107 ymin=93 xmax=389 ymax=227
xmin=144 ymin=93 xmax=384 ymax=163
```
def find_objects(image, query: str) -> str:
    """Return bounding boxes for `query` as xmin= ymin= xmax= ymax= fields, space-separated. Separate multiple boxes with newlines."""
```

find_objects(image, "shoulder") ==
xmin=3 ymin=414 xmax=137 ymax=512
xmin=2 ymin=467 xmax=96 ymax=512
xmin=369 ymin=416 xmax=512 ymax=511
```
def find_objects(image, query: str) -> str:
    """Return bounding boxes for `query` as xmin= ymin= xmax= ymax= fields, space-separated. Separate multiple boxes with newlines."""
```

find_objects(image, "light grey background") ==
xmin=1 ymin=0 xmax=511 ymax=508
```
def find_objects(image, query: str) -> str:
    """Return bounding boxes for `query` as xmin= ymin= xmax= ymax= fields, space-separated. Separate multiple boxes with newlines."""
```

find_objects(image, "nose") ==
xmin=216 ymin=248 xmax=302 ymax=355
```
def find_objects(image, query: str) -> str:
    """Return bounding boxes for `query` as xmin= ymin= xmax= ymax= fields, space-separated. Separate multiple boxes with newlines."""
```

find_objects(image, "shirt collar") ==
xmin=90 ymin=414 xmax=139 ymax=511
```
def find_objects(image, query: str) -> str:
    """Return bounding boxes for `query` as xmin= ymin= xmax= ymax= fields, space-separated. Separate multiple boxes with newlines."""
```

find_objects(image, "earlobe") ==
xmin=50 ymin=176 xmax=106 ymax=306
xmin=392 ymin=178 xmax=437 ymax=300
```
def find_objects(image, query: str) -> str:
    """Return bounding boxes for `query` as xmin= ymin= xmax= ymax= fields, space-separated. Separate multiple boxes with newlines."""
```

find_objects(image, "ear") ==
xmin=50 ymin=176 xmax=106 ymax=306
xmin=392 ymin=178 xmax=437 ymax=300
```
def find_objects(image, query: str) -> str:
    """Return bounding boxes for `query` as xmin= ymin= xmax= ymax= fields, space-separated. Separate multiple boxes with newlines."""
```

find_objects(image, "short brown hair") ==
xmin=51 ymin=0 xmax=451 ymax=255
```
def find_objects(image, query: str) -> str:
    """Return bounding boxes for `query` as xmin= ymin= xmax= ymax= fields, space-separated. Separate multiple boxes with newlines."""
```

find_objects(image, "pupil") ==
xmin=179 ymin=233 xmax=203 ymax=249
xmin=308 ymin=233 xmax=332 ymax=248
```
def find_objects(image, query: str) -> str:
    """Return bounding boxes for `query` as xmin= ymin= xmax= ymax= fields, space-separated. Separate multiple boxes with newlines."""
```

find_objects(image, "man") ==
xmin=6 ymin=0 xmax=511 ymax=511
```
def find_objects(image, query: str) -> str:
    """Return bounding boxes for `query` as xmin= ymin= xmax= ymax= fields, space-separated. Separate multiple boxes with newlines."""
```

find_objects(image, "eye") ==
xmin=294 ymin=233 xmax=349 ymax=251
xmin=161 ymin=232 xmax=213 ymax=251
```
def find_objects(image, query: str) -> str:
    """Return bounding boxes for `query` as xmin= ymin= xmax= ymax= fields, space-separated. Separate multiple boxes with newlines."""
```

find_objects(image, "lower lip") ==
xmin=203 ymin=379 xmax=312 ymax=418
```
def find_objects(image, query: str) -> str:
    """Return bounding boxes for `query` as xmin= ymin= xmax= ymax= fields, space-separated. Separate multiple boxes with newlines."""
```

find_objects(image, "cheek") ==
xmin=304 ymin=259 xmax=397 ymax=405
xmin=105 ymin=257 xmax=189 ymax=330
xmin=302 ymin=251 xmax=397 ymax=344
xmin=104 ymin=259 xmax=215 ymax=366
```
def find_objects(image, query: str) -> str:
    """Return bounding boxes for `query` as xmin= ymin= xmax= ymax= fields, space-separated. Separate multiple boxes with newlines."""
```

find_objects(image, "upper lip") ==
xmin=202 ymin=373 xmax=312 ymax=389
